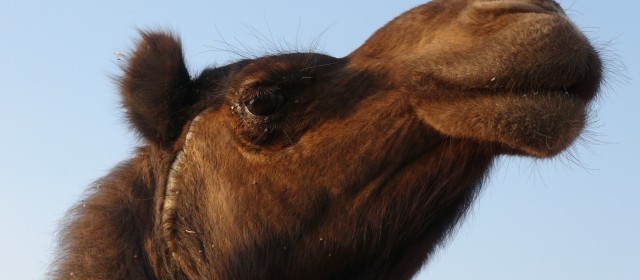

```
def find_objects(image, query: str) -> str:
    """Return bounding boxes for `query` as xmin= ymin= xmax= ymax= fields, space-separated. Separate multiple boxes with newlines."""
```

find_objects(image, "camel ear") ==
xmin=120 ymin=31 xmax=197 ymax=149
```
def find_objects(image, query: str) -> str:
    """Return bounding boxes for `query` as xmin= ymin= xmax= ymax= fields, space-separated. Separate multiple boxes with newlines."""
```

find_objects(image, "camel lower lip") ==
xmin=417 ymin=91 xmax=587 ymax=158
xmin=473 ymin=1 xmax=551 ymax=14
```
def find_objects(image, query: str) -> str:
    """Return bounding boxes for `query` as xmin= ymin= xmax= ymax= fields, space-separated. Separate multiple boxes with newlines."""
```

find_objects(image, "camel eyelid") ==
xmin=243 ymin=92 xmax=286 ymax=117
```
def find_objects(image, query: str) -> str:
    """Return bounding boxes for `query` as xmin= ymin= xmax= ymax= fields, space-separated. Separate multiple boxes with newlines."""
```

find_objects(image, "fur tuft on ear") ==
xmin=120 ymin=31 xmax=196 ymax=149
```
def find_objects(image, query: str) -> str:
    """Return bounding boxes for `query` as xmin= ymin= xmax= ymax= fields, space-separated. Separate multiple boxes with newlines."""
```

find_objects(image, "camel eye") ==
xmin=245 ymin=93 xmax=285 ymax=117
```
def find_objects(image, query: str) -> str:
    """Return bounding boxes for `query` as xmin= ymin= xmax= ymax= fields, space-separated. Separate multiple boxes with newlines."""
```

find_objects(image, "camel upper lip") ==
xmin=472 ymin=1 xmax=557 ymax=15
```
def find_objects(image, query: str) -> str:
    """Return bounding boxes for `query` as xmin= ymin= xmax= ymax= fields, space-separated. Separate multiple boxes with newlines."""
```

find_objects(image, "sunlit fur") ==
xmin=51 ymin=0 xmax=602 ymax=279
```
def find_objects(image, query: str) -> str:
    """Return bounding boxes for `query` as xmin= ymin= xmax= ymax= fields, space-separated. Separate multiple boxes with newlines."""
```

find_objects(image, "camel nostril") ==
xmin=473 ymin=0 xmax=563 ymax=15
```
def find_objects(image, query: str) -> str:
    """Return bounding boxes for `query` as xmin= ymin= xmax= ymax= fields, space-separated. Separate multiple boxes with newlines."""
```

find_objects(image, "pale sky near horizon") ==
xmin=1 ymin=1 xmax=638 ymax=279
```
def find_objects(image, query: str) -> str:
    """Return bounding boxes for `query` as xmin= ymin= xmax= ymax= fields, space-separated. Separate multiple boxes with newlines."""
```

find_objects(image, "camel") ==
xmin=51 ymin=0 xmax=603 ymax=279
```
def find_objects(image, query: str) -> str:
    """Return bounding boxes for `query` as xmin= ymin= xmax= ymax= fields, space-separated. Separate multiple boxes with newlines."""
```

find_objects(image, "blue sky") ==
xmin=1 ymin=1 xmax=638 ymax=279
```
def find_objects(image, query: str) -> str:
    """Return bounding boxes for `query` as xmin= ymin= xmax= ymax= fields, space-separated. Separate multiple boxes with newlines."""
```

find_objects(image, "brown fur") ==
xmin=51 ymin=0 xmax=602 ymax=279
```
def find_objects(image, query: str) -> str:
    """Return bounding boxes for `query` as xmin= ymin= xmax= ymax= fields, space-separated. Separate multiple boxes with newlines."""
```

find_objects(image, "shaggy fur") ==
xmin=51 ymin=0 xmax=602 ymax=279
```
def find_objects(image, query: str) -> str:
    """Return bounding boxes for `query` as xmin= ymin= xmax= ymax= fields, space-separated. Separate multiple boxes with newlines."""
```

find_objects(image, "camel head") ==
xmin=54 ymin=1 xmax=602 ymax=279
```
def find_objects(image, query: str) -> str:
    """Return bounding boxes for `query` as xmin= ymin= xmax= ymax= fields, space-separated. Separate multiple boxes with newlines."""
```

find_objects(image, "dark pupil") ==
xmin=246 ymin=94 xmax=285 ymax=116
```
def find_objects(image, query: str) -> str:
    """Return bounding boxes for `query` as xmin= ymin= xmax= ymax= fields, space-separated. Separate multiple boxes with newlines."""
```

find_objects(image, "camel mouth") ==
xmin=491 ymin=69 xmax=601 ymax=104
xmin=476 ymin=83 xmax=580 ymax=99
xmin=500 ymin=87 xmax=581 ymax=101
xmin=431 ymin=68 xmax=598 ymax=105
xmin=488 ymin=85 xmax=588 ymax=105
